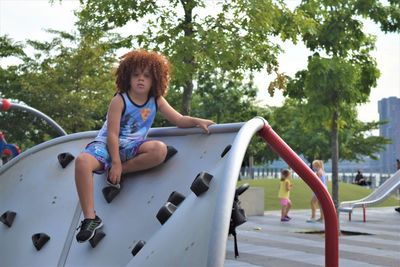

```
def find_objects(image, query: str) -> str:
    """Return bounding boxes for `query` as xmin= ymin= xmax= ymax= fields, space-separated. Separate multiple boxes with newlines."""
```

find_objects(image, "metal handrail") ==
xmin=259 ymin=120 xmax=339 ymax=267
xmin=0 ymin=99 xmax=67 ymax=136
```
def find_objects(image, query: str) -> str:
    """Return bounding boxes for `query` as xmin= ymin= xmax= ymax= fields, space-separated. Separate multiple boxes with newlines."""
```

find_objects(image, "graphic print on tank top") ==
xmin=94 ymin=93 xmax=157 ymax=147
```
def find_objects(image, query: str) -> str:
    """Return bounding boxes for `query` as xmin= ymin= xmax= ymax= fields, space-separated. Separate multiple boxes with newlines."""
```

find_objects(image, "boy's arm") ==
xmin=107 ymin=95 xmax=124 ymax=184
xmin=157 ymin=96 xmax=214 ymax=133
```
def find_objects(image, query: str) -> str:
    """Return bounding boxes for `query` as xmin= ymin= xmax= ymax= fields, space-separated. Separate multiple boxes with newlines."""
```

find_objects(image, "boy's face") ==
xmin=130 ymin=67 xmax=153 ymax=94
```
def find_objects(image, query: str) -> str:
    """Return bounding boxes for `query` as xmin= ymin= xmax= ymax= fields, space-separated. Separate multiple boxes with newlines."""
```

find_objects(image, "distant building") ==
xmin=378 ymin=97 xmax=400 ymax=173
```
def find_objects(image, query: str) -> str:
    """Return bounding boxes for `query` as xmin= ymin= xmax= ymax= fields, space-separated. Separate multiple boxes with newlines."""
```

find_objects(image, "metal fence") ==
xmin=239 ymin=167 xmax=393 ymax=189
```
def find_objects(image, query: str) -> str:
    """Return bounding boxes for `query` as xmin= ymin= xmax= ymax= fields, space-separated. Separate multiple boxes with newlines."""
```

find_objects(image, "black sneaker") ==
xmin=76 ymin=215 xmax=103 ymax=243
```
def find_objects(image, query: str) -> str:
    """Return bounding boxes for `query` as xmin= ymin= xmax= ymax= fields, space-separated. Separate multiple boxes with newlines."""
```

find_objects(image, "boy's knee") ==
xmin=75 ymin=153 xmax=91 ymax=169
xmin=149 ymin=141 xmax=167 ymax=163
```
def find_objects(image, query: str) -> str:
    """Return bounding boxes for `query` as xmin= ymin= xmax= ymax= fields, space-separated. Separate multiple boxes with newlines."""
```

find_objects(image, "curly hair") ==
xmin=115 ymin=49 xmax=171 ymax=97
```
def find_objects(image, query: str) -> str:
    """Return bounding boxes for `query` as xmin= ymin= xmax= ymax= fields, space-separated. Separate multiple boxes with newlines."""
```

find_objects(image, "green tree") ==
xmin=276 ymin=0 xmax=399 ymax=210
xmin=0 ymin=35 xmax=25 ymax=59
xmin=66 ymin=0 xmax=310 ymax=115
xmin=194 ymin=70 xmax=258 ymax=123
xmin=271 ymin=99 xmax=389 ymax=165
xmin=0 ymin=31 xmax=121 ymax=149
xmin=192 ymin=70 xmax=275 ymax=165
xmin=284 ymin=53 xmax=381 ymax=209
xmin=153 ymin=68 xmax=275 ymax=165
xmin=0 ymin=36 xmax=30 ymax=148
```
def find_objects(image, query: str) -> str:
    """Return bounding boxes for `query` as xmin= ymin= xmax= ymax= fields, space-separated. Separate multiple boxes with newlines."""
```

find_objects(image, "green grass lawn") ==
xmin=238 ymin=178 xmax=399 ymax=211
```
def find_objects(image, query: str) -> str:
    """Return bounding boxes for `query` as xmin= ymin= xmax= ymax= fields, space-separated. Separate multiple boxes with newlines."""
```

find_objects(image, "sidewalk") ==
xmin=225 ymin=207 xmax=400 ymax=267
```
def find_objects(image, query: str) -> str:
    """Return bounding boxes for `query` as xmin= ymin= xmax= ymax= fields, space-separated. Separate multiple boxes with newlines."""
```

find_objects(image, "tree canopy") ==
xmin=271 ymin=99 xmax=389 ymax=164
xmin=70 ymin=0 xmax=312 ymax=114
xmin=0 ymin=31 xmax=119 ymax=149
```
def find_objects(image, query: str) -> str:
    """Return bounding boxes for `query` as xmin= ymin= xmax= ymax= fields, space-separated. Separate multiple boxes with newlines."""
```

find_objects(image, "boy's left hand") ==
xmin=108 ymin=162 xmax=122 ymax=185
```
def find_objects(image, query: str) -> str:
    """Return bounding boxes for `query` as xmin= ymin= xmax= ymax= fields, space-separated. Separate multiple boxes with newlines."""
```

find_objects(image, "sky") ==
xmin=0 ymin=0 xmax=399 ymax=123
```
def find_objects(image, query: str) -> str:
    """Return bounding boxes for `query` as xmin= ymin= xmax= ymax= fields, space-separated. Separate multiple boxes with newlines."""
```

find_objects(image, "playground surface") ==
xmin=225 ymin=207 xmax=400 ymax=267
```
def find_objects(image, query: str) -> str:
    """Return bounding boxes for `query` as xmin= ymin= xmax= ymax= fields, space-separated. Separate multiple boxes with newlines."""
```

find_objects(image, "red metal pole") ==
xmin=363 ymin=205 xmax=366 ymax=222
xmin=259 ymin=124 xmax=339 ymax=267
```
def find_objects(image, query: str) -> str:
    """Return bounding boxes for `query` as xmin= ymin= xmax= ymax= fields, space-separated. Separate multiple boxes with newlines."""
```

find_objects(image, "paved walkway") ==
xmin=225 ymin=207 xmax=400 ymax=267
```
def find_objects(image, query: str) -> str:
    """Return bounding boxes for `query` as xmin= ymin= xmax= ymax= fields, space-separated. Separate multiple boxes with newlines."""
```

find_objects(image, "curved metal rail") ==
xmin=0 ymin=99 xmax=67 ymax=136
xmin=259 ymin=120 xmax=339 ymax=267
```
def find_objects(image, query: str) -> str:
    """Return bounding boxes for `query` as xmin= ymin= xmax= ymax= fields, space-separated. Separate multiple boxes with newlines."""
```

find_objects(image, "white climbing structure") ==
xmin=0 ymin=118 xmax=264 ymax=267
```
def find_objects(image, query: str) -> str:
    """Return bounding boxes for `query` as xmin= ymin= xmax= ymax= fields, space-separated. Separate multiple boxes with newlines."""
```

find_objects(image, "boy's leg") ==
xmin=75 ymin=152 xmax=103 ymax=219
xmin=122 ymin=141 xmax=167 ymax=174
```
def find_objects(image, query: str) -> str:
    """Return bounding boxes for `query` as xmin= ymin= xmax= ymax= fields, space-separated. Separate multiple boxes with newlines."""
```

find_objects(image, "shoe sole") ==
xmin=77 ymin=222 xmax=104 ymax=243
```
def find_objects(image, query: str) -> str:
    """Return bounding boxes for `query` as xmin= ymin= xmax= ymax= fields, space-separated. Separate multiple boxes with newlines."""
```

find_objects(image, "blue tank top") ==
xmin=95 ymin=93 xmax=157 ymax=147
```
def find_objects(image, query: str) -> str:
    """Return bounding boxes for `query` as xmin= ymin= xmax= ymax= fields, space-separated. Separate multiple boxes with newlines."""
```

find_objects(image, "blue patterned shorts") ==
xmin=83 ymin=140 xmax=147 ymax=174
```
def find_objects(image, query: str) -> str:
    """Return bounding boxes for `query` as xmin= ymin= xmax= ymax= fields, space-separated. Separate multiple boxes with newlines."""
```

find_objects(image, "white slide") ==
xmin=0 ymin=117 xmax=266 ymax=267
xmin=339 ymin=170 xmax=400 ymax=215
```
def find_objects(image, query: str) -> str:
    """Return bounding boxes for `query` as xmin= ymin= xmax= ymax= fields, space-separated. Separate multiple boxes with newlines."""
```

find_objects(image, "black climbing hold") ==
xmin=164 ymin=146 xmax=177 ymax=163
xmin=0 ymin=210 xmax=16 ymax=227
xmin=57 ymin=152 xmax=75 ymax=168
xmin=102 ymin=186 xmax=121 ymax=203
xmin=89 ymin=230 xmax=106 ymax=248
xmin=32 ymin=233 xmax=50 ymax=251
xmin=156 ymin=202 xmax=177 ymax=225
xmin=131 ymin=240 xmax=146 ymax=256
xmin=190 ymin=172 xmax=213 ymax=196
xmin=221 ymin=145 xmax=232 ymax=158
xmin=167 ymin=191 xmax=185 ymax=206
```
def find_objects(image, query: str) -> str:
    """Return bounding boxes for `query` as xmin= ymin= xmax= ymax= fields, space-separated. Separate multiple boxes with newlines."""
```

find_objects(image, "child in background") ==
xmin=278 ymin=169 xmax=293 ymax=222
xmin=307 ymin=160 xmax=327 ymax=223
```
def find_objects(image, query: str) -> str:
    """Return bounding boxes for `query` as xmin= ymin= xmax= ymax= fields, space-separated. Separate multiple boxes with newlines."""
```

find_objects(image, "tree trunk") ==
xmin=180 ymin=0 xmax=195 ymax=115
xmin=331 ymin=110 xmax=339 ymax=213
xmin=182 ymin=80 xmax=193 ymax=115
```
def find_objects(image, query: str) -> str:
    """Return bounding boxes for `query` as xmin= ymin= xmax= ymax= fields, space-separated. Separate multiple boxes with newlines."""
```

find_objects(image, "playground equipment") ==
xmin=0 ymin=99 xmax=67 ymax=136
xmin=339 ymin=169 xmax=400 ymax=222
xmin=0 ymin=117 xmax=339 ymax=267
xmin=0 ymin=131 xmax=21 ymax=164
xmin=1 ymin=98 xmax=66 ymax=165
